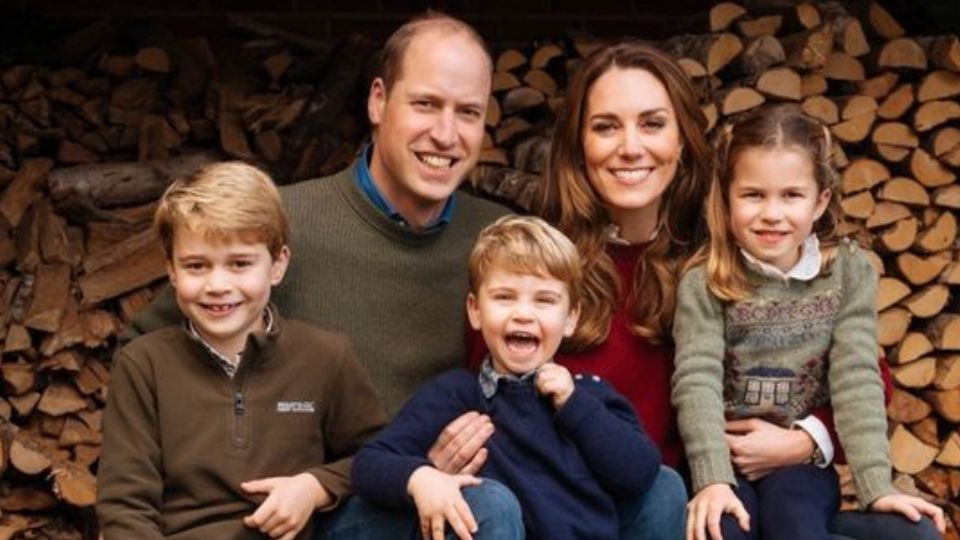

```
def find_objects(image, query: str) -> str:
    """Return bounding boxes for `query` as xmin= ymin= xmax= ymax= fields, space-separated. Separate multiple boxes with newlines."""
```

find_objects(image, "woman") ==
xmin=539 ymin=41 xmax=940 ymax=540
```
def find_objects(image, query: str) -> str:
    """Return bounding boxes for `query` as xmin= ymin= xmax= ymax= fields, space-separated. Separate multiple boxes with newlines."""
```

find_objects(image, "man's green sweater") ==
xmin=129 ymin=162 xmax=509 ymax=414
xmin=672 ymin=240 xmax=894 ymax=507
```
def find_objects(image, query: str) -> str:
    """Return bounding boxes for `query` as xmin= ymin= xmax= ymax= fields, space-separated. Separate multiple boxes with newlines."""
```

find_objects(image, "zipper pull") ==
xmin=234 ymin=392 xmax=245 ymax=415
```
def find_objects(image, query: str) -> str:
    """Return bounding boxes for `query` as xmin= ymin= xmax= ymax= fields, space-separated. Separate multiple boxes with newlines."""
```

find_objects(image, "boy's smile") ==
xmin=167 ymin=226 xmax=289 ymax=359
xmin=467 ymin=267 xmax=579 ymax=375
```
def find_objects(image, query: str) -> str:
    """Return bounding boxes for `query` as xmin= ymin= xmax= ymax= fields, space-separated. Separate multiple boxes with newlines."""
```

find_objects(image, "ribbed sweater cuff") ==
xmin=854 ymin=466 xmax=895 ymax=508
xmin=307 ymin=466 xmax=347 ymax=511
xmin=689 ymin=453 xmax=737 ymax=494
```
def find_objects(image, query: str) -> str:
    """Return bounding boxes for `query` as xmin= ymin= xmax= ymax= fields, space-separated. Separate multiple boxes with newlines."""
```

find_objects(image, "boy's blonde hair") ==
xmin=154 ymin=162 xmax=290 ymax=259
xmin=699 ymin=104 xmax=842 ymax=302
xmin=469 ymin=215 xmax=582 ymax=307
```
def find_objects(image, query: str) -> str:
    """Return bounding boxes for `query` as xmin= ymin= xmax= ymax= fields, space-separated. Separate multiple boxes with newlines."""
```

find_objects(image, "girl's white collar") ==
xmin=740 ymin=234 xmax=822 ymax=281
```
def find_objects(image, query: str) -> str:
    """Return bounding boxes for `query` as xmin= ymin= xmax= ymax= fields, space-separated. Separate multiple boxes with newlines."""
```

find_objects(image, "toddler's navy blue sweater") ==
xmin=353 ymin=368 xmax=661 ymax=540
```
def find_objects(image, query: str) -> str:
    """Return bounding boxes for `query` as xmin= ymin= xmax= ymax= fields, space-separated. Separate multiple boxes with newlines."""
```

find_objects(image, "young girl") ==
xmin=671 ymin=105 xmax=945 ymax=540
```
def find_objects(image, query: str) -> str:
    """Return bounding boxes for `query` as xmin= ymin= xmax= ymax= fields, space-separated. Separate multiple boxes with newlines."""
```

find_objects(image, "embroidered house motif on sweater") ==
xmin=723 ymin=290 xmax=840 ymax=426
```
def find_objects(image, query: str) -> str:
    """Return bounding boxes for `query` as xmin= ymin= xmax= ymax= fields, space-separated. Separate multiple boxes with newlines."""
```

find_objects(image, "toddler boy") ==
xmin=352 ymin=215 xmax=661 ymax=540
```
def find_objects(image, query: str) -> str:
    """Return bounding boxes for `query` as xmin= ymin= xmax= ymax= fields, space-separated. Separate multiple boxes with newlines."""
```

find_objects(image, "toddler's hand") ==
xmin=408 ymin=466 xmax=482 ymax=540
xmin=686 ymin=483 xmax=750 ymax=540
xmin=536 ymin=362 xmax=574 ymax=409
xmin=871 ymin=493 xmax=945 ymax=534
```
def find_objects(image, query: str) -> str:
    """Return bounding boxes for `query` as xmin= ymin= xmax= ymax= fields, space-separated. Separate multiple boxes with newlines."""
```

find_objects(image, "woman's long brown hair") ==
xmin=538 ymin=41 xmax=710 ymax=348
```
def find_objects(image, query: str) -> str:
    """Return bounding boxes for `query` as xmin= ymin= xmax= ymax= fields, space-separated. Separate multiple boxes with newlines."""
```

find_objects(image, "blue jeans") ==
xmin=620 ymin=465 xmax=687 ymax=540
xmin=313 ymin=477 xmax=523 ymax=540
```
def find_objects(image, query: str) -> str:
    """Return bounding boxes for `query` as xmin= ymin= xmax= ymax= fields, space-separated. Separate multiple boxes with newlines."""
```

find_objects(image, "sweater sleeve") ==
xmin=671 ymin=266 xmax=737 ymax=493
xmin=305 ymin=337 xmax=388 ymax=507
xmin=96 ymin=348 xmax=166 ymax=540
xmin=828 ymin=244 xmax=894 ymax=507
xmin=352 ymin=371 xmax=474 ymax=509
xmin=554 ymin=378 xmax=661 ymax=498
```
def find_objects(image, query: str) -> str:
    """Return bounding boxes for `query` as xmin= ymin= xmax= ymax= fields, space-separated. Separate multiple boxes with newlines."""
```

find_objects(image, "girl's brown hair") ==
xmin=538 ymin=41 xmax=710 ymax=348
xmin=703 ymin=104 xmax=842 ymax=302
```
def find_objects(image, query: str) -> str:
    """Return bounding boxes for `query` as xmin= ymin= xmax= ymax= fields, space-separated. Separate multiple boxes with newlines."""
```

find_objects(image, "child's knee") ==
xmin=460 ymin=478 xmax=522 ymax=523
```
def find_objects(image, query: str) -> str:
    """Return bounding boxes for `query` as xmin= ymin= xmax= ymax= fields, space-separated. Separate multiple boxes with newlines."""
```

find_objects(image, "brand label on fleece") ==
xmin=276 ymin=401 xmax=316 ymax=413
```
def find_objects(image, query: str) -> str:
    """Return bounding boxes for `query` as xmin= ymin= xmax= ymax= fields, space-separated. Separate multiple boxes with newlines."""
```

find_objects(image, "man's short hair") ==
xmin=154 ymin=161 xmax=290 ymax=259
xmin=469 ymin=215 xmax=582 ymax=307
xmin=379 ymin=11 xmax=492 ymax=92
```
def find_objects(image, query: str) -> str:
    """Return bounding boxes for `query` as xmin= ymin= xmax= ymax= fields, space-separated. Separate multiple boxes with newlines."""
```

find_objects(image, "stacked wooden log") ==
xmin=471 ymin=2 xmax=960 ymax=536
xmin=0 ymin=2 xmax=959 ymax=537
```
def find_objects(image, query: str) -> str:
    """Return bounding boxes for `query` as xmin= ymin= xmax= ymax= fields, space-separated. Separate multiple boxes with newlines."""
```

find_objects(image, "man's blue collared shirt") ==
xmin=354 ymin=145 xmax=456 ymax=233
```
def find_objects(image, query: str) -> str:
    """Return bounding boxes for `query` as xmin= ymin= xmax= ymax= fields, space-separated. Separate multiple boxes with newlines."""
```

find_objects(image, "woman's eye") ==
xmin=591 ymin=122 xmax=616 ymax=134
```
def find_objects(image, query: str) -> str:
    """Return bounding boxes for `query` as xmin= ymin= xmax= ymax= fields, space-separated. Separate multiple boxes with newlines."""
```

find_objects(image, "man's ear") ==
xmin=466 ymin=292 xmax=482 ymax=331
xmin=270 ymin=245 xmax=291 ymax=286
xmin=368 ymin=78 xmax=387 ymax=127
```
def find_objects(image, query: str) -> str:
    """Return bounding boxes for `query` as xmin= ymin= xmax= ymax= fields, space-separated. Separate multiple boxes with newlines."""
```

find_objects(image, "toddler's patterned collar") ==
xmin=478 ymin=356 xmax=538 ymax=399
xmin=740 ymin=234 xmax=822 ymax=282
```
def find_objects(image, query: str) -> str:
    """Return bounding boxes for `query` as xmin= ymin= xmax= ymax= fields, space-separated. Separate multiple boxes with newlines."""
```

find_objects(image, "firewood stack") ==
xmin=0 ymin=1 xmax=959 ymax=537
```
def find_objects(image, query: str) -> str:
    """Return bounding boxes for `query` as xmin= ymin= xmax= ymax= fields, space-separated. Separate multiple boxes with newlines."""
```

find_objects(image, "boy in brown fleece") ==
xmin=96 ymin=162 xmax=386 ymax=540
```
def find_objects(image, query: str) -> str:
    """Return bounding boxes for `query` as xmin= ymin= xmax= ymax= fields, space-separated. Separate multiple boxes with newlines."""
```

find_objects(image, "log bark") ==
xmin=48 ymin=153 xmax=216 ymax=216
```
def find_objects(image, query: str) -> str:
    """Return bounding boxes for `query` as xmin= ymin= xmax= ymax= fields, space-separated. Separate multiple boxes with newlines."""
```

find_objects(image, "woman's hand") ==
xmin=871 ymin=493 xmax=946 ymax=534
xmin=686 ymin=483 xmax=750 ymax=540
xmin=725 ymin=418 xmax=814 ymax=480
